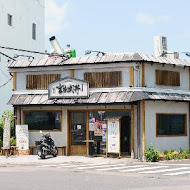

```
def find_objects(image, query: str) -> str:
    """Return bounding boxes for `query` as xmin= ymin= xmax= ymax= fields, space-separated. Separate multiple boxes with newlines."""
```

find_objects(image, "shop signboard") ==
xmin=107 ymin=118 xmax=120 ymax=154
xmin=94 ymin=121 xmax=103 ymax=141
xmin=3 ymin=117 xmax=10 ymax=149
xmin=48 ymin=77 xmax=89 ymax=99
xmin=102 ymin=123 xmax=107 ymax=142
xmin=16 ymin=125 xmax=29 ymax=150
xmin=89 ymin=123 xmax=94 ymax=132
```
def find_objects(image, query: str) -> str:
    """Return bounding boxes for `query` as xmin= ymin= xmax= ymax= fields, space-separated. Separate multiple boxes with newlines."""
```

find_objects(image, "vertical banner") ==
xmin=16 ymin=125 xmax=29 ymax=154
xmin=102 ymin=123 xmax=107 ymax=142
xmin=3 ymin=117 xmax=11 ymax=149
xmin=94 ymin=121 xmax=103 ymax=141
xmin=107 ymin=118 xmax=120 ymax=154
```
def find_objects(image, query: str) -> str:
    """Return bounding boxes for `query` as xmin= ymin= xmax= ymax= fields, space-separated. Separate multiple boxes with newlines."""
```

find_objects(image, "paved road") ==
xmin=37 ymin=162 xmax=190 ymax=177
xmin=1 ymin=162 xmax=190 ymax=189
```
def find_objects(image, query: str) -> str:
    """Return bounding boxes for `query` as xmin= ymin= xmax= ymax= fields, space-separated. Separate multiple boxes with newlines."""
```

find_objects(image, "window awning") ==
xmin=8 ymin=90 xmax=190 ymax=106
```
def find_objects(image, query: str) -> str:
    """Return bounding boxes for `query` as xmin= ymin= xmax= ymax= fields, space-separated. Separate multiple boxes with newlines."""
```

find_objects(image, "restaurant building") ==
xmin=7 ymin=52 xmax=190 ymax=159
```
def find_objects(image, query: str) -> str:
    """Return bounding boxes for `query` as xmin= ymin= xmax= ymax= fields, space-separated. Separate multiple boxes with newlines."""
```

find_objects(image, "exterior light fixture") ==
xmin=85 ymin=50 xmax=106 ymax=57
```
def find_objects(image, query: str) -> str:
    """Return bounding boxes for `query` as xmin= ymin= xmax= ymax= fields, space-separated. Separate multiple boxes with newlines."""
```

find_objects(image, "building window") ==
xmin=26 ymin=74 xmax=61 ymax=90
xmin=155 ymin=70 xmax=180 ymax=86
xmin=84 ymin=71 xmax=122 ymax=88
xmin=24 ymin=111 xmax=62 ymax=131
xmin=156 ymin=114 xmax=187 ymax=136
xmin=8 ymin=14 xmax=12 ymax=26
xmin=32 ymin=23 xmax=36 ymax=40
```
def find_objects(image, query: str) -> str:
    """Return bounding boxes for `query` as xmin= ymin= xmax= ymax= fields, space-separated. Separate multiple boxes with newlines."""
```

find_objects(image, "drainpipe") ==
xmin=137 ymin=101 xmax=141 ymax=159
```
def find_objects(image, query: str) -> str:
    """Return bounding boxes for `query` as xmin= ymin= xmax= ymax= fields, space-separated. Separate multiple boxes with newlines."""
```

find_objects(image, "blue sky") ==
xmin=45 ymin=0 xmax=190 ymax=59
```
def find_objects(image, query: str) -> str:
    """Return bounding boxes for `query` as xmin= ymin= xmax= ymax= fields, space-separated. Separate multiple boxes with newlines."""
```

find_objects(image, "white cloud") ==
xmin=45 ymin=0 xmax=69 ymax=35
xmin=136 ymin=13 xmax=170 ymax=25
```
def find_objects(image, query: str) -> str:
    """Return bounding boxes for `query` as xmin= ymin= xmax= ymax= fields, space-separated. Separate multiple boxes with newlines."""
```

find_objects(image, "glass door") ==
xmin=70 ymin=112 xmax=87 ymax=155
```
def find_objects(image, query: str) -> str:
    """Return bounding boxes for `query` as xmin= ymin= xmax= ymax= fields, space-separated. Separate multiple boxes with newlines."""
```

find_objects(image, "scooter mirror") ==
xmin=40 ymin=130 xmax=42 ymax=134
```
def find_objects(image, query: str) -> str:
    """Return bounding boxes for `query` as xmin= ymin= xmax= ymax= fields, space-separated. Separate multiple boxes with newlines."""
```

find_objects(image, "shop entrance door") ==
xmin=120 ymin=116 xmax=131 ymax=155
xmin=69 ymin=112 xmax=87 ymax=155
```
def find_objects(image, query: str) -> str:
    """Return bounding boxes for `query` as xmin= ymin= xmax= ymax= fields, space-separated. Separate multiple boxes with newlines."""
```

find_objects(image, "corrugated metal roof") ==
xmin=8 ymin=90 xmax=190 ymax=106
xmin=8 ymin=53 xmax=190 ymax=68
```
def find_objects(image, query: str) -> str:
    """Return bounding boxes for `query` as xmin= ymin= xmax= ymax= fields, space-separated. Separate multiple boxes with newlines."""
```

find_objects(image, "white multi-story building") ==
xmin=0 ymin=0 xmax=45 ymax=116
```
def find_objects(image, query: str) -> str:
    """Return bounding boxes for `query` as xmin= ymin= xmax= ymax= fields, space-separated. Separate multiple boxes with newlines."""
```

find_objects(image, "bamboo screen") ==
xmin=84 ymin=71 xmax=122 ymax=88
xmin=155 ymin=70 xmax=180 ymax=86
xmin=26 ymin=74 xmax=61 ymax=90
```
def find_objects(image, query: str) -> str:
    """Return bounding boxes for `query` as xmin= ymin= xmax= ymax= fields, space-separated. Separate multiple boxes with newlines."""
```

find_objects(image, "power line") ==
xmin=0 ymin=77 xmax=12 ymax=88
xmin=0 ymin=51 xmax=16 ymax=61
xmin=0 ymin=45 xmax=66 ymax=58
xmin=0 ymin=68 xmax=9 ymax=78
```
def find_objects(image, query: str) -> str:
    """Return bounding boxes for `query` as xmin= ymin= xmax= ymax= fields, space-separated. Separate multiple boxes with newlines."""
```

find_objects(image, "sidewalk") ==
xmin=0 ymin=155 xmax=138 ymax=166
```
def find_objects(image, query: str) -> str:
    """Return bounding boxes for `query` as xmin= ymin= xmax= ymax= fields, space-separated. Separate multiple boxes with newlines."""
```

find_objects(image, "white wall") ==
xmin=145 ymin=101 xmax=189 ymax=151
xmin=0 ymin=0 xmax=45 ymax=115
xmin=16 ymin=67 xmax=131 ymax=90
xmin=75 ymin=67 xmax=130 ymax=87
xmin=145 ymin=64 xmax=189 ymax=90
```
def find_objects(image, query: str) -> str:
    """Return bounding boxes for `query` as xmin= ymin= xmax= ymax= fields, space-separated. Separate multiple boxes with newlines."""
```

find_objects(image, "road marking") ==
xmin=60 ymin=163 xmax=75 ymax=166
xmin=78 ymin=163 xmax=125 ymax=170
xmin=163 ymin=170 xmax=190 ymax=176
xmin=149 ymin=163 xmax=190 ymax=166
xmin=71 ymin=163 xmax=109 ymax=167
xmin=120 ymin=166 xmax=168 ymax=172
xmin=96 ymin=165 xmax=148 ymax=171
xmin=139 ymin=167 xmax=190 ymax=174
xmin=57 ymin=163 xmax=107 ymax=168
xmin=37 ymin=165 xmax=57 ymax=168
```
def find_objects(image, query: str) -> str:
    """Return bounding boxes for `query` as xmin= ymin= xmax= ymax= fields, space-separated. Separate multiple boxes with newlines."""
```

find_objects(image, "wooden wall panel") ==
xmin=156 ymin=70 xmax=180 ymax=86
xmin=84 ymin=71 xmax=122 ymax=88
xmin=70 ymin=69 xmax=75 ymax=78
xmin=13 ymin=73 xmax=17 ymax=91
xmin=142 ymin=100 xmax=146 ymax=158
xmin=130 ymin=105 xmax=134 ymax=153
xmin=26 ymin=74 xmax=61 ymax=90
xmin=129 ymin=67 xmax=134 ymax=87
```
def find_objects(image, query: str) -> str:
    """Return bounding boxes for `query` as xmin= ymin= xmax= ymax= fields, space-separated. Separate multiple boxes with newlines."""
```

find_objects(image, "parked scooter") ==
xmin=35 ymin=131 xmax=58 ymax=159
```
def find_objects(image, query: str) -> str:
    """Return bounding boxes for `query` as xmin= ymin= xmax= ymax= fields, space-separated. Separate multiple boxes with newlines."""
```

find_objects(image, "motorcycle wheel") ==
xmin=40 ymin=154 xmax=46 ymax=159
xmin=53 ymin=147 xmax=58 ymax=157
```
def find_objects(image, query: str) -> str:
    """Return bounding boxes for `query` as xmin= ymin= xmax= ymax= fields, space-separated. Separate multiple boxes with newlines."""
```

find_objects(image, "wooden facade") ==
xmin=84 ymin=71 xmax=122 ymax=88
xmin=13 ymin=73 xmax=17 ymax=91
xmin=26 ymin=74 xmax=61 ymax=90
xmin=156 ymin=70 xmax=180 ymax=86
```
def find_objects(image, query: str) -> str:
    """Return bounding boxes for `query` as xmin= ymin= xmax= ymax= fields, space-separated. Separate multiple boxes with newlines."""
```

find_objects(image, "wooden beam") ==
xmin=142 ymin=63 xmax=145 ymax=87
xmin=142 ymin=100 xmax=146 ymax=158
xmin=189 ymin=67 xmax=190 ymax=90
xmin=86 ymin=111 xmax=89 ymax=156
xmin=129 ymin=67 xmax=134 ymax=87
xmin=17 ymin=106 xmax=21 ymax=125
xmin=13 ymin=73 xmax=17 ymax=91
xmin=70 ymin=69 xmax=75 ymax=78
xmin=67 ymin=111 xmax=70 ymax=156
xmin=131 ymin=105 xmax=134 ymax=154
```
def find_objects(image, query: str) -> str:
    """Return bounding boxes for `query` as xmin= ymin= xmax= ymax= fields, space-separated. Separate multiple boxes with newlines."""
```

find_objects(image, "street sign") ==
xmin=107 ymin=118 xmax=120 ymax=154
xmin=16 ymin=125 xmax=29 ymax=151
xmin=3 ymin=117 xmax=10 ymax=149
